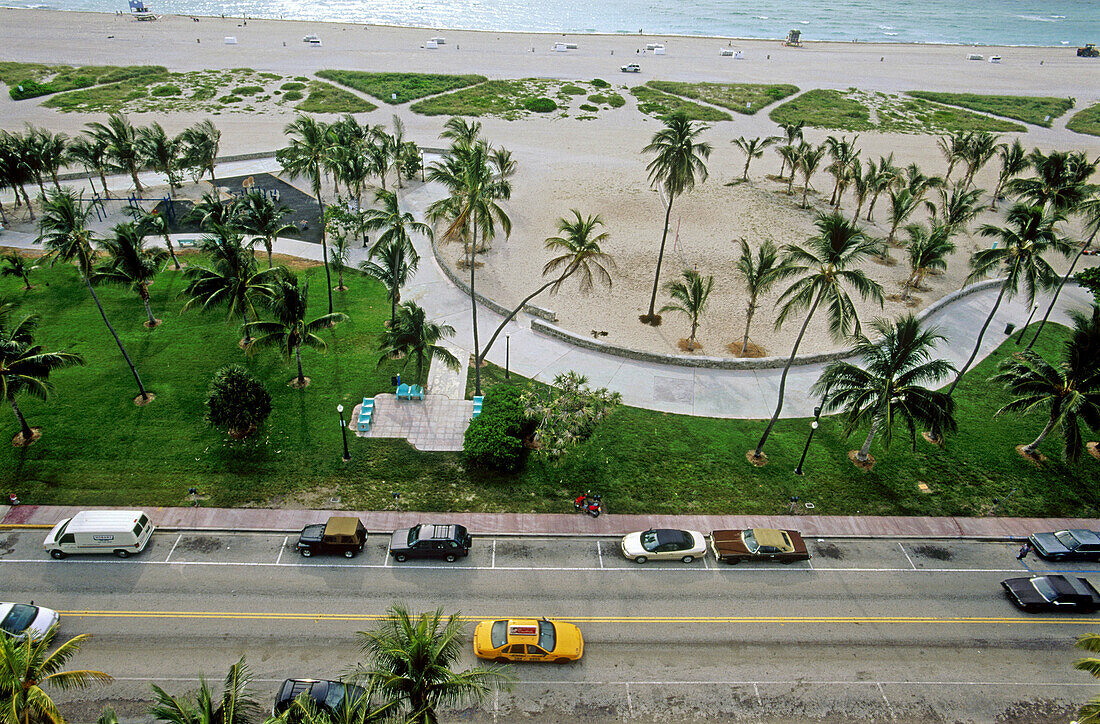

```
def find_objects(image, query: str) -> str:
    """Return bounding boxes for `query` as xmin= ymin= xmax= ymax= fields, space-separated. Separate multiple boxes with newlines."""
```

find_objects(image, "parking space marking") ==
xmin=753 ymin=682 xmax=762 ymax=707
xmin=625 ymin=682 xmax=634 ymax=718
xmin=597 ymin=540 xmax=604 ymax=569
xmin=382 ymin=543 xmax=390 ymax=567
xmin=898 ymin=542 xmax=917 ymax=570
xmin=491 ymin=539 xmax=496 ymax=569
xmin=275 ymin=536 xmax=287 ymax=565
xmin=877 ymin=682 xmax=896 ymax=720
xmin=165 ymin=534 xmax=182 ymax=563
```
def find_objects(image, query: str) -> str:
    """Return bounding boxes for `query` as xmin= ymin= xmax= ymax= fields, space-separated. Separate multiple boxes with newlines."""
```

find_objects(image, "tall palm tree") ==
xmin=1008 ymin=149 xmax=1098 ymax=213
xmin=36 ymin=187 xmax=151 ymax=403
xmin=237 ymin=191 xmax=294 ymax=268
xmin=1073 ymin=633 xmax=1100 ymax=724
xmin=901 ymin=223 xmax=955 ymax=300
xmin=66 ymin=133 xmax=111 ymax=197
xmin=0 ymin=626 xmax=112 ymax=724
xmin=278 ymin=115 xmax=336 ymax=313
xmin=946 ymin=202 xmax=1073 ymax=396
xmin=937 ymin=131 xmax=970 ymax=184
xmin=640 ymin=111 xmax=712 ymax=324
xmin=775 ymin=120 xmax=804 ymax=179
xmin=991 ymin=304 xmax=1100 ymax=460
xmin=354 ymin=605 xmax=507 ymax=724
xmin=124 ymin=205 xmax=182 ymax=270
xmin=751 ymin=212 xmax=884 ymax=461
xmin=180 ymin=119 xmax=221 ymax=186
xmin=87 ymin=113 xmax=144 ymax=194
xmin=92 ymin=222 xmax=170 ymax=328
xmin=18 ymin=127 xmax=49 ymax=198
xmin=778 ymin=145 xmax=801 ymax=196
xmin=732 ymin=238 xmax=796 ymax=357
xmin=885 ymin=187 xmax=921 ymax=246
xmin=377 ymin=301 xmax=459 ymax=387
xmin=926 ymin=182 xmax=985 ymax=235
xmin=479 ymin=210 xmax=614 ymax=367
xmin=991 ymin=138 xmax=1027 ymax=210
xmin=329 ymin=225 xmax=353 ymax=291
xmin=363 ymin=188 xmax=432 ymax=257
xmin=899 ymin=162 xmax=944 ymax=204
xmin=364 ymin=134 xmax=390 ymax=192
xmin=660 ymin=268 xmax=714 ymax=351
xmin=138 ymin=122 xmax=185 ymax=197
xmin=29 ymin=126 xmax=70 ymax=191
xmin=824 ymin=134 xmax=860 ymax=208
xmin=848 ymin=158 xmax=870 ymax=222
xmin=797 ymin=142 xmax=826 ymax=209
xmin=359 ymin=237 xmax=420 ymax=326
xmin=732 ymin=136 xmax=775 ymax=181
xmin=865 ymin=154 xmax=900 ymax=222
xmin=149 ymin=657 xmax=262 ymax=724
xmin=0 ymin=130 xmax=36 ymax=218
xmin=959 ymin=131 xmax=1001 ymax=189
xmin=2 ymin=252 xmax=37 ymax=290
xmin=439 ymin=116 xmax=482 ymax=147
xmin=1 ymin=310 xmax=85 ymax=444
xmin=244 ymin=273 xmax=347 ymax=388
xmin=813 ymin=314 xmax=956 ymax=464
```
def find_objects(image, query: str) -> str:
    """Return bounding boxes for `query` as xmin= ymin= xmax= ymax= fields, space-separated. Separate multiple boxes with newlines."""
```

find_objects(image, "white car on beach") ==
xmin=620 ymin=63 xmax=641 ymax=73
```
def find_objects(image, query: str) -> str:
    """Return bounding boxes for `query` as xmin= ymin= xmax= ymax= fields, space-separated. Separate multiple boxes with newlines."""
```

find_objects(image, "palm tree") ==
xmin=244 ymin=272 xmax=348 ymax=388
xmin=354 ymin=605 xmax=507 ymax=724
xmin=0 ymin=626 xmax=112 ymax=724
xmin=278 ymin=115 xmax=336 ymax=314
xmin=180 ymin=119 xmax=221 ymax=186
xmin=237 ymin=191 xmax=294 ymax=268
xmin=363 ymin=188 xmax=432 ymax=257
xmin=751 ymin=212 xmax=884 ymax=461
xmin=885 ymin=187 xmax=921 ymax=246
xmin=186 ymin=189 xmax=238 ymax=232
xmin=1008 ymin=149 xmax=1098 ymax=214
xmin=37 ymin=187 xmax=152 ymax=403
xmin=991 ymin=138 xmax=1027 ymax=210
xmin=848 ymin=159 xmax=870 ymax=222
xmin=2 ymin=252 xmax=37 ymax=290
xmin=1 ymin=310 xmax=85 ymax=444
xmin=865 ymin=154 xmax=900 ymax=222
xmin=66 ymin=133 xmax=111 ymax=196
xmin=813 ymin=314 xmax=956 ymax=464
xmin=775 ymin=120 xmax=804 ymax=179
xmin=18 ymin=127 xmax=49 ymax=198
xmin=937 ymin=131 xmax=971 ymax=184
xmin=149 ymin=657 xmax=262 ymax=724
xmin=364 ymin=134 xmax=390 ymax=191
xmin=1073 ymin=633 xmax=1100 ymax=724
xmin=0 ymin=130 xmax=37 ymax=218
xmin=28 ymin=126 xmax=70 ymax=192
xmin=138 ymin=122 xmax=185 ymax=196
xmin=990 ymin=304 xmax=1100 ymax=460
xmin=87 ymin=112 xmax=144 ymax=194
xmin=440 ymin=116 xmax=482 ymax=147
xmin=779 ymin=145 xmax=801 ymax=195
xmin=732 ymin=136 xmax=775 ymax=181
xmin=946 ymin=202 xmax=1073 ymax=396
xmin=959 ymin=131 xmax=1001 ymax=189
xmin=125 ymin=205 xmax=182 ymax=270
xmin=92 ymin=222 xmax=170 ymax=328
xmin=732 ymin=238 xmax=796 ymax=357
xmin=329 ymin=225 xmax=353 ymax=291
xmin=824 ymin=134 xmax=860 ymax=208
xmin=901 ymin=223 xmax=955 ymax=300
xmin=389 ymin=114 xmax=409 ymax=189
xmin=359 ymin=237 xmax=420 ymax=326
xmin=797 ymin=142 xmax=826 ymax=209
xmin=926 ymin=183 xmax=985 ymax=235
xmin=660 ymin=268 xmax=714 ymax=351
xmin=377 ymin=302 xmax=459 ymax=387
xmin=640 ymin=111 xmax=712 ymax=324
xmin=899 ymin=162 xmax=944 ymax=204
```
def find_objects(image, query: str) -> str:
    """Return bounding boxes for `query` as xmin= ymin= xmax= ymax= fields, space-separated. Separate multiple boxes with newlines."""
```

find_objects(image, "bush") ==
xmin=220 ymin=94 xmax=242 ymax=103
xmin=206 ymin=365 xmax=272 ymax=438
xmin=1077 ymin=266 xmax=1100 ymax=303
xmin=523 ymin=97 xmax=557 ymax=113
xmin=151 ymin=84 xmax=181 ymax=97
xmin=233 ymin=85 xmax=263 ymax=96
xmin=463 ymin=385 xmax=527 ymax=471
xmin=282 ymin=90 xmax=303 ymax=101
xmin=521 ymin=371 xmax=622 ymax=459
xmin=591 ymin=78 xmax=610 ymax=89
xmin=579 ymin=103 xmax=598 ymax=112
xmin=280 ymin=81 xmax=306 ymax=91
xmin=560 ymin=83 xmax=586 ymax=95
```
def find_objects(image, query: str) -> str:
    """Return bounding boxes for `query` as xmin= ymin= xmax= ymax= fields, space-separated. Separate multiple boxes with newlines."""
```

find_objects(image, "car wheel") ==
xmin=445 ymin=554 xmax=457 ymax=562
xmin=725 ymin=557 xmax=741 ymax=565
xmin=555 ymin=658 xmax=570 ymax=664
xmin=115 ymin=549 xmax=130 ymax=559
xmin=681 ymin=555 xmax=695 ymax=564
xmin=300 ymin=549 xmax=312 ymax=557
xmin=781 ymin=559 xmax=795 ymax=565
xmin=344 ymin=550 xmax=355 ymax=558
xmin=50 ymin=549 xmax=66 ymax=560
xmin=395 ymin=553 xmax=407 ymax=562
xmin=634 ymin=556 xmax=647 ymax=564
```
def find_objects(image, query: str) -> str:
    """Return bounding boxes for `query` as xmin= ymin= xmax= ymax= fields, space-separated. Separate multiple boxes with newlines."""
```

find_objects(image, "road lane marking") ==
xmin=275 ymin=536 xmax=287 ymax=566
xmin=898 ymin=542 xmax=917 ymax=570
xmin=491 ymin=540 xmax=496 ymax=569
xmin=753 ymin=683 xmax=762 ymax=707
xmin=597 ymin=540 xmax=604 ymax=569
xmin=165 ymin=534 xmax=182 ymax=563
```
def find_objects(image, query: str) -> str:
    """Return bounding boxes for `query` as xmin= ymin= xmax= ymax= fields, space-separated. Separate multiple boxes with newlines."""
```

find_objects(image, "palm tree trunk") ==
xmin=866 ymin=193 xmax=879 ymax=222
xmin=829 ymin=179 xmax=839 ymax=207
xmin=84 ymin=274 xmax=149 ymax=402
xmin=946 ymin=279 xmax=1009 ymax=397
xmin=688 ymin=318 xmax=698 ymax=350
xmin=163 ymin=233 xmax=181 ymax=270
xmin=98 ymin=170 xmax=109 ymax=195
xmin=208 ymin=163 xmax=217 ymax=186
xmin=471 ymin=211 xmax=482 ymax=396
xmin=51 ymin=171 xmax=61 ymax=190
xmin=479 ymin=270 xmax=571 ymax=368
xmin=742 ymin=158 xmax=750 ymax=180
xmin=753 ymin=292 xmax=823 ymax=459
xmin=857 ymin=421 xmax=878 ymax=461
xmin=10 ymin=398 xmax=34 ymax=442
xmin=130 ymin=164 xmax=144 ymax=194
xmin=35 ymin=175 xmax=46 ymax=198
xmin=295 ymin=345 xmax=305 ymax=385
xmin=242 ymin=307 xmax=252 ymax=345
xmin=140 ymin=285 xmax=156 ymax=326
xmin=801 ymin=178 xmax=811 ymax=208
xmin=645 ymin=193 xmax=676 ymax=321
xmin=1024 ymin=409 xmax=1059 ymax=455
xmin=316 ymin=185 xmax=334 ymax=314
xmin=0 ymin=199 xmax=7 ymax=224
xmin=740 ymin=299 xmax=757 ymax=357
xmin=20 ymin=271 xmax=31 ymax=290
xmin=1027 ymin=226 xmax=1098 ymax=350
xmin=19 ymin=185 xmax=35 ymax=220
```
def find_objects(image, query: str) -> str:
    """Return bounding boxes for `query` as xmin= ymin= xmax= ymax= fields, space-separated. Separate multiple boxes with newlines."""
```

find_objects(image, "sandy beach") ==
xmin=2 ymin=8 xmax=1099 ymax=356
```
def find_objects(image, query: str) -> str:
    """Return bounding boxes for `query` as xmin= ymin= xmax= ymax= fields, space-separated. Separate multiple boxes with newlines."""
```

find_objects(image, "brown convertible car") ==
xmin=710 ymin=528 xmax=811 ymax=564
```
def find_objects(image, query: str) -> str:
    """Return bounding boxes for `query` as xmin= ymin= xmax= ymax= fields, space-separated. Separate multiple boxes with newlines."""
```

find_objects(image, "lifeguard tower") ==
xmin=784 ymin=29 xmax=803 ymax=47
xmin=128 ymin=0 xmax=159 ymax=20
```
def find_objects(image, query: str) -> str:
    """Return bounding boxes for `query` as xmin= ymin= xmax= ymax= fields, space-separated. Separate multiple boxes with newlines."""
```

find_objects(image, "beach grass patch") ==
xmin=259 ymin=72 xmax=281 ymax=80
xmin=588 ymin=92 xmax=625 ymax=108
xmin=769 ymin=88 xmax=873 ymax=131
xmin=3 ymin=63 xmax=169 ymax=100
xmin=630 ymin=85 xmax=732 ymax=122
xmin=560 ymin=83 xmax=586 ymax=95
xmin=43 ymin=81 xmax=150 ymax=113
xmin=294 ymin=76 xmax=309 ymax=82
xmin=316 ymin=70 xmax=487 ymax=104
xmin=591 ymin=78 xmax=610 ymax=89
xmin=296 ymin=81 xmax=377 ymax=114
xmin=410 ymin=78 xmax=581 ymax=119
xmin=220 ymin=95 xmax=243 ymax=104
xmin=150 ymin=84 xmax=182 ymax=97
xmin=282 ymin=90 xmax=304 ymax=102
xmin=579 ymin=103 xmax=598 ymax=112
xmin=280 ymin=81 xmax=306 ymax=91
xmin=906 ymin=91 xmax=1073 ymax=127
xmin=523 ymin=97 xmax=557 ymax=113
xmin=232 ymin=85 xmax=264 ymax=96
xmin=1066 ymin=102 xmax=1100 ymax=137
xmin=647 ymin=80 xmax=799 ymax=114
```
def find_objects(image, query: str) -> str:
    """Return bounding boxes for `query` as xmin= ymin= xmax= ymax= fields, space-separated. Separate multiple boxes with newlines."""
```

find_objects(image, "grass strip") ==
xmin=646 ymin=80 xmax=799 ymax=114
xmin=629 ymin=86 xmax=732 ymax=122
xmin=1067 ymin=102 xmax=1100 ymax=137
xmin=296 ymin=81 xmax=377 ymax=113
xmin=906 ymin=91 xmax=1073 ymax=127
xmin=316 ymin=70 xmax=486 ymax=104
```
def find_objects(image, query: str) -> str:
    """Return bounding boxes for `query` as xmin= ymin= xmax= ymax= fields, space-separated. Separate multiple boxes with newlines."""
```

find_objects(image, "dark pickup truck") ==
xmin=710 ymin=528 xmax=811 ymax=564
xmin=389 ymin=523 xmax=472 ymax=562
xmin=295 ymin=516 xmax=367 ymax=558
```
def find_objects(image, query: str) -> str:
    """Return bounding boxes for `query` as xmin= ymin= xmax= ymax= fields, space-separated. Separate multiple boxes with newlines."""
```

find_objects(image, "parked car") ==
xmin=620 ymin=528 xmax=706 ymax=564
xmin=0 ymin=602 xmax=59 ymax=640
xmin=43 ymin=510 xmax=154 ymax=559
xmin=711 ymin=528 xmax=811 ymax=564
xmin=272 ymin=679 xmax=368 ymax=717
xmin=1028 ymin=529 xmax=1100 ymax=561
xmin=473 ymin=618 xmax=583 ymax=663
xmin=620 ymin=63 xmax=641 ymax=72
xmin=295 ymin=517 xmax=367 ymax=558
xmin=1001 ymin=575 xmax=1100 ymax=613
xmin=389 ymin=523 xmax=471 ymax=562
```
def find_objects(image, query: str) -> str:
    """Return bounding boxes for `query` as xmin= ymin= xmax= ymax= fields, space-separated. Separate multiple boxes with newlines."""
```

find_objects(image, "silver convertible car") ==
xmin=620 ymin=528 xmax=707 ymax=564
xmin=0 ymin=602 xmax=59 ymax=641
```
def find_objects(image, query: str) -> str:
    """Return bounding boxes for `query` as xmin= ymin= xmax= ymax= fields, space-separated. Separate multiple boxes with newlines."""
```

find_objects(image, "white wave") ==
xmin=755 ymin=15 xmax=768 ymax=20
xmin=883 ymin=31 xmax=898 ymax=36
xmin=799 ymin=20 xmax=809 ymax=24
xmin=1050 ymin=15 xmax=1066 ymax=19
xmin=1016 ymin=14 xmax=1057 ymax=22
xmin=879 ymin=25 xmax=894 ymax=30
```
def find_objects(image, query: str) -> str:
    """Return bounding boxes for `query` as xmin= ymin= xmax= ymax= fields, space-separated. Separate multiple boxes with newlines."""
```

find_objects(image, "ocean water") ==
xmin=5 ymin=0 xmax=1099 ymax=46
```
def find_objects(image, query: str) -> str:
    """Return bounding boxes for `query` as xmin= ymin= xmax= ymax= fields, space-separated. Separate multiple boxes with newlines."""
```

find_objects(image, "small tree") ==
xmin=206 ymin=365 xmax=272 ymax=438
xmin=732 ymin=136 xmax=776 ymax=181
xmin=659 ymin=267 xmax=714 ymax=351
xmin=1 ymin=252 xmax=37 ymax=290
xmin=520 ymin=371 xmax=622 ymax=459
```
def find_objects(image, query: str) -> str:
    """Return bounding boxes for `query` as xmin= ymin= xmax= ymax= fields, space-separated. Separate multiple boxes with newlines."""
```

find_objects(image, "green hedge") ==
xmin=463 ymin=386 xmax=527 ymax=471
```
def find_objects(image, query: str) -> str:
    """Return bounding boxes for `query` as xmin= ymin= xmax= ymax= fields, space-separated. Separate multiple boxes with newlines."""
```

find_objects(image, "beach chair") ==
xmin=407 ymin=384 xmax=425 ymax=400
xmin=358 ymin=398 xmax=374 ymax=431
xmin=396 ymin=383 xmax=411 ymax=400
xmin=471 ymin=395 xmax=484 ymax=419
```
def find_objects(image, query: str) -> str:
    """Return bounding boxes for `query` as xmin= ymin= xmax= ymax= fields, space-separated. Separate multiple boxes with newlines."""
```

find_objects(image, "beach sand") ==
xmin=2 ymin=8 xmax=1099 ymax=356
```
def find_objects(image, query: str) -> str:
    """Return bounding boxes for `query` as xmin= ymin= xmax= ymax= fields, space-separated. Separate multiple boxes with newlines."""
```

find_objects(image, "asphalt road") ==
xmin=2 ymin=528 xmax=1098 ymax=723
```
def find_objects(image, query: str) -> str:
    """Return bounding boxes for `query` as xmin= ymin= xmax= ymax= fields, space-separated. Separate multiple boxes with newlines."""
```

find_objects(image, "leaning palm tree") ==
xmin=180 ymin=118 xmax=221 ymax=186
xmin=359 ymin=237 xmax=420 ymax=326
xmin=439 ymin=116 xmax=482 ymax=148
xmin=824 ymin=134 xmax=860 ymax=208
xmin=87 ymin=112 xmax=144 ymax=194
xmin=885 ymin=187 xmax=921 ymax=246
xmin=926 ymin=182 xmax=985 ymax=235
xmin=751 ymin=212 xmax=884 ymax=462
xmin=812 ymin=314 xmax=957 ymax=464
xmin=354 ymin=605 xmax=508 ymax=724
xmin=124 ymin=205 xmax=182 ymax=270
xmin=149 ymin=656 xmax=262 ymax=724
xmin=278 ymin=115 xmax=336 ymax=313
xmin=990 ymin=304 xmax=1100 ymax=460
xmin=91 ymin=222 xmax=170 ymax=328
xmin=732 ymin=238 xmax=797 ymax=357
xmin=0 ymin=625 xmax=112 ymax=724
xmin=363 ymin=188 xmax=432 ymax=257
xmin=937 ymin=131 xmax=971 ymax=184
xmin=1073 ymin=633 xmax=1100 ymax=724
xmin=991 ymin=138 xmax=1027 ymax=210
xmin=0 ymin=130 xmax=37 ymax=218
xmin=236 ymin=191 xmax=295 ymax=268
xmin=865 ymin=154 xmax=900 ymax=222
xmin=778 ymin=145 xmax=801 ymax=196
xmin=478 ymin=209 xmax=614 ymax=367
xmin=1 ymin=310 xmax=85 ymax=444
xmin=848 ymin=158 xmax=870 ymax=222
xmin=186 ymin=189 xmax=238 ymax=232
xmin=640 ymin=111 xmax=712 ymax=324
xmin=775 ymin=120 xmax=804 ymax=179
xmin=901 ymin=223 xmax=955 ymax=300
xmin=732 ymin=136 xmax=775 ymax=181
xmin=797 ymin=142 xmax=826 ymax=209
xmin=2 ymin=252 xmax=37 ymax=290
xmin=660 ymin=268 xmax=714 ymax=351
xmin=138 ymin=122 xmax=185 ymax=196
xmin=28 ymin=126 xmax=69 ymax=191
xmin=377 ymin=302 xmax=459 ymax=388
xmin=959 ymin=131 xmax=1001 ymax=189
xmin=66 ymin=133 xmax=111 ymax=196
xmin=244 ymin=273 xmax=348 ymax=388
xmin=36 ymin=187 xmax=152 ymax=403
xmin=1008 ymin=149 xmax=1098 ymax=213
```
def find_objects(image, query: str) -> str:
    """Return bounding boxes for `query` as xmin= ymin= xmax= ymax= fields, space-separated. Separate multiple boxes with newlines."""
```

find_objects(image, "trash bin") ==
xmin=1004 ymin=323 xmax=1016 ymax=335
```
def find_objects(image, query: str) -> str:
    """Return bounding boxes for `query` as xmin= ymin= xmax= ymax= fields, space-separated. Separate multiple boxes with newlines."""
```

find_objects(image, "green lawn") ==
xmin=646 ymin=81 xmax=799 ymax=114
xmin=1068 ymin=102 xmax=1100 ymax=137
xmin=769 ymin=89 xmax=874 ymax=131
xmin=409 ymin=79 xmax=570 ymax=119
xmin=315 ymin=70 xmax=487 ymax=104
xmin=0 ymin=62 xmax=168 ymax=100
xmin=629 ymin=86 xmax=732 ymax=122
xmin=906 ymin=91 xmax=1074 ymax=127
xmin=296 ymin=81 xmax=377 ymax=114
xmin=4 ymin=254 xmax=1099 ymax=517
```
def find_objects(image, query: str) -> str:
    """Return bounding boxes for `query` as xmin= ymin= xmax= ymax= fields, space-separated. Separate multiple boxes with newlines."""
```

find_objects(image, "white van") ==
xmin=43 ymin=511 xmax=155 ymax=559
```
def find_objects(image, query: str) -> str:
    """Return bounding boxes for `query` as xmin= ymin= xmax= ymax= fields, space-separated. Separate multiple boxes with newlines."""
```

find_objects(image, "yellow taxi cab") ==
xmin=473 ymin=618 xmax=583 ymax=663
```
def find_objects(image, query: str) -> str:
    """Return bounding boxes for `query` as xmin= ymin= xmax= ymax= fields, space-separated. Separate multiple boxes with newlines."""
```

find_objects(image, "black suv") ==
xmin=295 ymin=516 xmax=367 ymax=558
xmin=389 ymin=523 xmax=472 ymax=562
xmin=273 ymin=678 xmax=367 ymax=717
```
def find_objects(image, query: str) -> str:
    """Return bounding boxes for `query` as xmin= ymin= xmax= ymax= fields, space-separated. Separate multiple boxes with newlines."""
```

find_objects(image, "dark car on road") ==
xmin=711 ymin=528 xmax=811 ymax=565
xmin=273 ymin=678 xmax=368 ymax=717
xmin=1001 ymin=574 xmax=1100 ymax=613
xmin=295 ymin=516 xmax=367 ymax=558
xmin=1028 ymin=529 xmax=1100 ymax=561
xmin=389 ymin=523 xmax=472 ymax=562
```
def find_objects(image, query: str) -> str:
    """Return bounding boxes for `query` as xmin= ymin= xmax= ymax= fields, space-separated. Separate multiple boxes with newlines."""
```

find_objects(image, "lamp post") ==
xmin=505 ymin=334 xmax=511 ymax=379
xmin=794 ymin=403 xmax=824 ymax=476
xmin=337 ymin=404 xmax=350 ymax=462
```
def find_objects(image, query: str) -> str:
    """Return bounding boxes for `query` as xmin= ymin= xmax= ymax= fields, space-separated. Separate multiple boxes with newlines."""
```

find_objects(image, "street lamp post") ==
xmin=337 ymin=404 xmax=350 ymax=462
xmin=505 ymin=334 xmax=511 ymax=379
xmin=794 ymin=403 xmax=824 ymax=476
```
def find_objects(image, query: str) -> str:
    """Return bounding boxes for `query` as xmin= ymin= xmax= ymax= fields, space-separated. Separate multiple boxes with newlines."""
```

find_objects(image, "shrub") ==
xmin=521 ymin=371 xmax=622 ymax=459
xmin=579 ymin=103 xmax=598 ymax=112
xmin=294 ymin=75 xmax=309 ymax=82
xmin=1077 ymin=266 xmax=1100 ymax=303
xmin=463 ymin=385 xmax=527 ymax=471
xmin=560 ymin=83 xmax=586 ymax=95
xmin=220 ymin=94 xmax=242 ymax=103
xmin=282 ymin=90 xmax=303 ymax=101
xmin=591 ymin=78 xmax=610 ymax=88
xmin=206 ymin=365 xmax=272 ymax=438
xmin=280 ymin=81 xmax=306 ymax=91
xmin=151 ymin=84 xmax=181 ymax=97
xmin=233 ymin=85 xmax=263 ymax=96
xmin=523 ymin=97 xmax=557 ymax=113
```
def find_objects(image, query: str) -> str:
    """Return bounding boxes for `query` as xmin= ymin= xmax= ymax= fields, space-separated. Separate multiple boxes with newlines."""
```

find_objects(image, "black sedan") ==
xmin=1028 ymin=529 xmax=1100 ymax=561
xmin=1001 ymin=575 xmax=1100 ymax=613
xmin=273 ymin=679 xmax=367 ymax=717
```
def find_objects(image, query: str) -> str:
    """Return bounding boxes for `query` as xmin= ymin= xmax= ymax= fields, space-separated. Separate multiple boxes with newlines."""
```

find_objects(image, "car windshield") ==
xmin=1 ymin=604 xmax=38 ymax=635
xmin=640 ymin=530 xmax=661 ymax=552
xmin=537 ymin=620 xmax=556 ymax=652
xmin=1055 ymin=531 xmax=1083 ymax=550
xmin=491 ymin=620 xmax=508 ymax=648
xmin=741 ymin=529 xmax=760 ymax=553
xmin=408 ymin=525 xmax=421 ymax=545
xmin=1032 ymin=577 xmax=1058 ymax=601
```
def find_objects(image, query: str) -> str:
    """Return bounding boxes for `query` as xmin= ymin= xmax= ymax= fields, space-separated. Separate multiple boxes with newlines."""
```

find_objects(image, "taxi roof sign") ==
xmin=508 ymin=624 xmax=538 ymax=637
